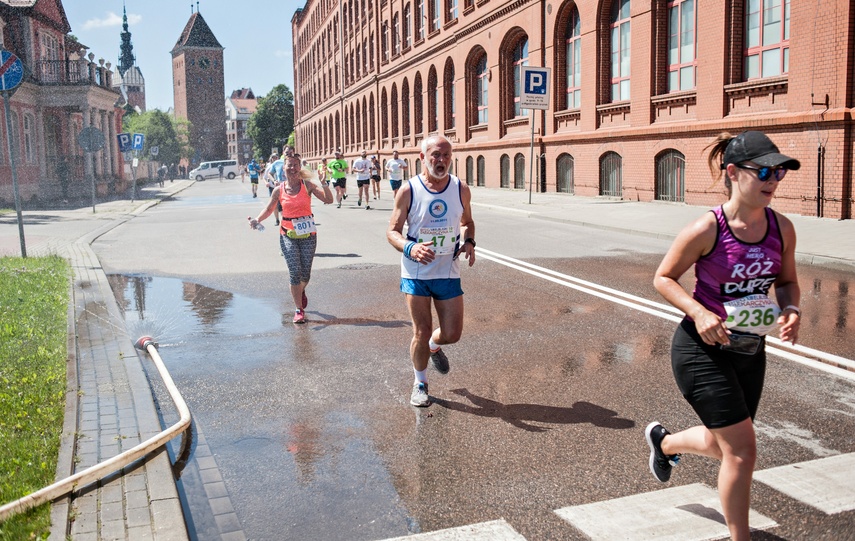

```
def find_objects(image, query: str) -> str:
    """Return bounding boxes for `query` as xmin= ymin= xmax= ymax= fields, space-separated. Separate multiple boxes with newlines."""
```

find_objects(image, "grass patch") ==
xmin=0 ymin=256 xmax=70 ymax=539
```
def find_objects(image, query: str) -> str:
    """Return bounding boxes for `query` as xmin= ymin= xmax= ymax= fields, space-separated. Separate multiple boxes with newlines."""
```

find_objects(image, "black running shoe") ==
xmin=430 ymin=348 xmax=450 ymax=374
xmin=645 ymin=422 xmax=680 ymax=482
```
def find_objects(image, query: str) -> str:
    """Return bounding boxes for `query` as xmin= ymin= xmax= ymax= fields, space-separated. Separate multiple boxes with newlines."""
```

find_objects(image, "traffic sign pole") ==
xmin=520 ymin=66 xmax=551 ymax=204
xmin=3 ymin=92 xmax=26 ymax=257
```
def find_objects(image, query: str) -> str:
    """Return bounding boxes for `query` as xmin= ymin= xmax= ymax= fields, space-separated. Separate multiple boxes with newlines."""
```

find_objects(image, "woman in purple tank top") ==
xmin=644 ymin=131 xmax=802 ymax=541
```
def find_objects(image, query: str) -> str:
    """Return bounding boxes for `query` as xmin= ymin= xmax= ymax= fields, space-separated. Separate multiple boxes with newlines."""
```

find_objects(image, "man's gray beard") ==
xmin=425 ymin=163 xmax=447 ymax=179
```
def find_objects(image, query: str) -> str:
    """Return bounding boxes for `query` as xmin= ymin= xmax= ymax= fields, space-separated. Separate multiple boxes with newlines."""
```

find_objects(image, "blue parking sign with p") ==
xmin=525 ymin=71 xmax=547 ymax=95
xmin=132 ymin=133 xmax=145 ymax=150
xmin=117 ymin=133 xmax=132 ymax=152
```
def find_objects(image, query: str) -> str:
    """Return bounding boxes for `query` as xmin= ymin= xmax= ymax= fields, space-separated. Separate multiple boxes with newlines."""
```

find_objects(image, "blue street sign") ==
xmin=0 ymin=49 xmax=24 ymax=92
xmin=520 ymin=66 xmax=551 ymax=110
xmin=117 ymin=133 xmax=132 ymax=152
xmin=132 ymin=133 xmax=145 ymax=151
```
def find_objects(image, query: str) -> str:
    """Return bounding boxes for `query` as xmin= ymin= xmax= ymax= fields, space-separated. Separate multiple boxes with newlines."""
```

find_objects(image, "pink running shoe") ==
xmin=293 ymin=309 xmax=306 ymax=324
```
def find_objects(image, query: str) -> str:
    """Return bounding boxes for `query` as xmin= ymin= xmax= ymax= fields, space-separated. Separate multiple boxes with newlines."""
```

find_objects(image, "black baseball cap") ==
xmin=722 ymin=131 xmax=800 ymax=170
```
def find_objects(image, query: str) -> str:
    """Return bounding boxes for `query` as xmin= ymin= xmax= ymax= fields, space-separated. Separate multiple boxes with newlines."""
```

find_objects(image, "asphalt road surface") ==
xmin=93 ymin=180 xmax=855 ymax=541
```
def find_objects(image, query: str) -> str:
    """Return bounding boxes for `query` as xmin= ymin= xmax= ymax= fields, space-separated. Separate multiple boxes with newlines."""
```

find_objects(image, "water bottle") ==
xmin=248 ymin=216 xmax=264 ymax=232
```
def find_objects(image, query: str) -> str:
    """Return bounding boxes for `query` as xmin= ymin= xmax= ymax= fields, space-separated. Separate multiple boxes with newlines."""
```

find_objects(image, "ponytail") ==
xmin=705 ymin=132 xmax=736 ymax=195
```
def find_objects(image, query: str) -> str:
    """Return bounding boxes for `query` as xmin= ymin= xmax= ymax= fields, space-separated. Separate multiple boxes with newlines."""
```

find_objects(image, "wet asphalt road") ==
xmin=93 ymin=180 xmax=855 ymax=541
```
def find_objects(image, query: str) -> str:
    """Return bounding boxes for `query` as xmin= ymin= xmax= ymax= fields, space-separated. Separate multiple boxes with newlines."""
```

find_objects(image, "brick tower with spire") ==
xmin=112 ymin=1 xmax=146 ymax=112
xmin=171 ymin=3 xmax=227 ymax=164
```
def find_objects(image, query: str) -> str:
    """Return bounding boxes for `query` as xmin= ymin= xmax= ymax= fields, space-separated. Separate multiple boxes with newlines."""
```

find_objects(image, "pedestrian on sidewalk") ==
xmin=249 ymin=154 xmax=334 ymax=324
xmin=646 ymin=130 xmax=802 ymax=541
xmin=387 ymin=135 xmax=476 ymax=407
xmin=218 ymin=163 xmax=224 ymax=182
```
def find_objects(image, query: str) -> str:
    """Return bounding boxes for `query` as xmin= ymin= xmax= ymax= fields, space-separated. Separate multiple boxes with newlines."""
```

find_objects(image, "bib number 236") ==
xmin=723 ymin=294 xmax=781 ymax=336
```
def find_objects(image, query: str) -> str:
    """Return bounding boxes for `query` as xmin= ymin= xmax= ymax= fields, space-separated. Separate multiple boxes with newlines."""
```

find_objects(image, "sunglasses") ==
xmin=734 ymin=163 xmax=788 ymax=182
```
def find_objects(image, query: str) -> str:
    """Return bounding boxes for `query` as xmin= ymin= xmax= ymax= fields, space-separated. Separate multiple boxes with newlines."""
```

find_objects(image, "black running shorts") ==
xmin=670 ymin=318 xmax=766 ymax=429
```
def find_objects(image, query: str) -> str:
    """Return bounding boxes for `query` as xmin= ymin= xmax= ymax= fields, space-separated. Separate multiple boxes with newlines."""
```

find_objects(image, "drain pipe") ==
xmin=0 ymin=336 xmax=192 ymax=522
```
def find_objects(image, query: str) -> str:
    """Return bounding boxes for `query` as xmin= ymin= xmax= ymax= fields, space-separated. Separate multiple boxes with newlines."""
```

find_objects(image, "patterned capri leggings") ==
xmin=279 ymin=234 xmax=318 ymax=285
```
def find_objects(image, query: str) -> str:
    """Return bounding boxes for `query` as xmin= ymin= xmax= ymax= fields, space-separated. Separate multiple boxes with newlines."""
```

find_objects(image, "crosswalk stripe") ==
xmin=554 ymin=483 xmax=777 ymax=541
xmin=754 ymin=452 xmax=855 ymax=514
xmin=378 ymin=519 xmax=526 ymax=541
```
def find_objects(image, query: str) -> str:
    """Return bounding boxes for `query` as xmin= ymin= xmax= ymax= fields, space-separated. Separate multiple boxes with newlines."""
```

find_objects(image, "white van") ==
xmin=190 ymin=160 xmax=239 ymax=181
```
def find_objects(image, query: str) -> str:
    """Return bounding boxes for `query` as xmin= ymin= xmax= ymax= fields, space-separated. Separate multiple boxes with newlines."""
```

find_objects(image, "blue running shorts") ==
xmin=401 ymin=278 xmax=463 ymax=300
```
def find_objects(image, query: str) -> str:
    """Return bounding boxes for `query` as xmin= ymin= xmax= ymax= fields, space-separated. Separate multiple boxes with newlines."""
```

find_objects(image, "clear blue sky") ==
xmin=64 ymin=0 xmax=302 ymax=111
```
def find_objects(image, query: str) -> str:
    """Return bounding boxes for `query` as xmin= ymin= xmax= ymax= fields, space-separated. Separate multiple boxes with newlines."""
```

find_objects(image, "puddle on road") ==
xmin=107 ymin=274 xmax=282 ymax=347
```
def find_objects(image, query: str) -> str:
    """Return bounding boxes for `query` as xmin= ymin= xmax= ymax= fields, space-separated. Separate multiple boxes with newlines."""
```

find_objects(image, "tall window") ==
xmin=444 ymin=62 xmax=456 ymax=129
xmin=668 ymin=0 xmax=696 ymax=91
xmin=512 ymin=38 xmax=529 ymax=117
xmin=382 ymin=22 xmax=389 ymax=62
xmin=404 ymin=4 xmax=412 ymax=48
xmin=610 ymin=0 xmax=631 ymax=101
xmin=414 ymin=74 xmax=424 ymax=134
xmin=381 ymin=89 xmax=389 ymax=139
xmin=370 ymin=32 xmax=375 ymax=69
xmin=500 ymin=155 xmax=510 ymax=188
xmin=466 ymin=156 xmax=474 ymax=185
xmin=476 ymin=55 xmax=488 ymax=124
xmin=600 ymin=152 xmax=623 ymax=197
xmin=656 ymin=150 xmax=685 ymax=202
xmin=565 ymin=8 xmax=582 ymax=109
xmin=428 ymin=68 xmax=438 ymax=132
xmin=448 ymin=0 xmax=458 ymax=21
xmin=432 ymin=0 xmax=441 ymax=32
xmin=391 ymin=85 xmax=399 ymax=138
xmin=745 ymin=0 xmax=790 ymax=79
xmin=393 ymin=13 xmax=401 ymax=56
xmin=477 ymin=155 xmax=485 ymax=186
xmin=40 ymin=32 xmax=61 ymax=83
xmin=416 ymin=0 xmax=425 ymax=41
xmin=23 ymin=114 xmax=34 ymax=163
xmin=402 ymin=80 xmax=411 ymax=137
xmin=557 ymin=153 xmax=574 ymax=193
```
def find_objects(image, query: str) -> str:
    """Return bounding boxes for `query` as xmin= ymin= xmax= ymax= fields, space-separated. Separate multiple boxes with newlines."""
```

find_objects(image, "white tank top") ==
xmin=401 ymin=174 xmax=464 ymax=280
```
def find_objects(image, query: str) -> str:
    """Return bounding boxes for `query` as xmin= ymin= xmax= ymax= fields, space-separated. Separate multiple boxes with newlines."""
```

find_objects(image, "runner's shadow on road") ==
xmin=432 ymin=388 xmax=635 ymax=432
xmin=314 ymin=253 xmax=361 ymax=258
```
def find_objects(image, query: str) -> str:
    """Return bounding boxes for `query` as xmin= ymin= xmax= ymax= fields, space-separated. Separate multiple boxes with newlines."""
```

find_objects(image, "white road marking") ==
xmin=379 ymin=519 xmax=526 ymax=541
xmin=476 ymin=248 xmax=855 ymax=381
xmin=754 ymin=453 xmax=855 ymax=514
xmin=554 ymin=483 xmax=777 ymax=541
xmin=755 ymin=420 xmax=840 ymax=457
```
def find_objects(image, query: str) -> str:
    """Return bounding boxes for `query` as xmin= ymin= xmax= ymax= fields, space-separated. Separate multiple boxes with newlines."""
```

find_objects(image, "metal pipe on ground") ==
xmin=0 ymin=336 xmax=192 ymax=522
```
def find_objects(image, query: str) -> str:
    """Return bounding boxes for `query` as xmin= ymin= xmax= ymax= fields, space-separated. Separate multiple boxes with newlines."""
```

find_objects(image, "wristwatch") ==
xmin=463 ymin=238 xmax=476 ymax=248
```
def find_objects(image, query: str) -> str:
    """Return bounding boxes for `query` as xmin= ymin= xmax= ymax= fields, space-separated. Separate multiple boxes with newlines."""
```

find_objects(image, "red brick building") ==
xmin=171 ymin=9 xmax=227 ymax=166
xmin=291 ymin=0 xmax=854 ymax=219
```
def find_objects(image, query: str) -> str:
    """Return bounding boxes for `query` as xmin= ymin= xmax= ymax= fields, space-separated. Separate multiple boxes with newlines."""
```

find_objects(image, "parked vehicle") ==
xmin=190 ymin=160 xmax=239 ymax=180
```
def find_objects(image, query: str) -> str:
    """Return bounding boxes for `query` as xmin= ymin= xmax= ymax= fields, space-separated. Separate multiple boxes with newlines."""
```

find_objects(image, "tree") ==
xmin=122 ymin=109 xmax=188 ymax=165
xmin=247 ymin=84 xmax=294 ymax=160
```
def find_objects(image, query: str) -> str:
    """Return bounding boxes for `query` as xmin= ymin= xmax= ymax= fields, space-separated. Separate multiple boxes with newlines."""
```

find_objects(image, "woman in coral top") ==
xmin=250 ymin=154 xmax=333 ymax=323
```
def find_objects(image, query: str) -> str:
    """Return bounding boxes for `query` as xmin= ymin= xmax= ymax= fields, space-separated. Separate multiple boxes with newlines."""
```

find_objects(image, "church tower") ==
xmin=113 ymin=2 xmax=146 ymax=112
xmin=171 ymin=4 xmax=227 ymax=163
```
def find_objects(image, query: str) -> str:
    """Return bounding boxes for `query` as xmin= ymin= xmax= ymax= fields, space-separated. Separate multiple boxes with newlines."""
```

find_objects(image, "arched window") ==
xmin=500 ymin=154 xmax=510 ymax=188
xmin=668 ymin=0 xmax=697 ymax=91
xmin=610 ymin=0 xmax=631 ymax=102
xmin=477 ymin=155 xmax=485 ymax=186
xmin=369 ymin=93 xmax=376 ymax=146
xmin=444 ymin=59 xmax=456 ymax=129
xmin=393 ymin=12 xmax=401 ymax=56
xmin=466 ymin=156 xmax=474 ymax=186
xmin=514 ymin=153 xmax=525 ymax=189
xmin=23 ymin=114 xmax=35 ymax=163
xmin=745 ymin=0 xmax=790 ymax=79
xmin=512 ymin=37 xmax=529 ymax=117
xmin=468 ymin=50 xmax=488 ymax=126
xmin=600 ymin=151 xmax=623 ymax=197
xmin=391 ymin=84 xmax=399 ymax=139
xmin=415 ymin=158 xmax=421 ymax=173
xmin=428 ymin=67 xmax=438 ymax=132
xmin=414 ymin=73 xmax=424 ymax=135
xmin=402 ymin=79 xmax=411 ymax=137
xmin=363 ymin=96 xmax=369 ymax=143
xmin=557 ymin=153 xmax=574 ymax=193
xmin=656 ymin=149 xmax=685 ymax=202
xmin=565 ymin=7 xmax=581 ymax=109
xmin=381 ymin=88 xmax=389 ymax=140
